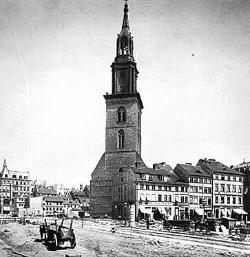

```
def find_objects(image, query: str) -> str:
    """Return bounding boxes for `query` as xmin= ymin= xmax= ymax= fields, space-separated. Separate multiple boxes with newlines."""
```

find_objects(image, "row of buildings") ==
xmin=112 ymin=159 xmax=246 ymax=222
xmin=0 ymin=159 xmax=90 ymax=217
xmin=90 ymin=1 xmax=249 ymax=224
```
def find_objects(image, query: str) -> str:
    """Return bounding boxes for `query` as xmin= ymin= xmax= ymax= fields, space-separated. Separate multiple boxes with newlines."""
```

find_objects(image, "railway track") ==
xmin=82 ymin=224 xmax=250 ymax=254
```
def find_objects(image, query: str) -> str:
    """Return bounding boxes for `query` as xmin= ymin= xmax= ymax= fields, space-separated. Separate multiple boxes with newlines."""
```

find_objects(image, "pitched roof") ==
xmin=43 ymin=196 xmax=67 ymax=202
xmin=0 ymin=160 xmax=30 ymax=179
xmin=133 ymin=166 xmax=173 ymax=176
xmin=132 ymin=167 xmax=187 ymax=185
xmin=37 ymin=187 xmax=57 ymax=195
xmin=71 ymin=190 xmax=88 ymax=198
xmin=176 ymin=164 xmax=210 ymax=177
xmin=197 ymin=159 xmax=243 ymax=176
xmin=233 ymin=162 xmax=250 ymax=169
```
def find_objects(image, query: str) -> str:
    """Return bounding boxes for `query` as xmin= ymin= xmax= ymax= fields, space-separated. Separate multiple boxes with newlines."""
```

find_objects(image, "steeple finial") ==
xmin=122 ymin=0 xmax=129 ymax=30
xmin=115 ymin=0 xmax=134 ymax=58
xmin=3 ymin=159 xmax=7 ymax=169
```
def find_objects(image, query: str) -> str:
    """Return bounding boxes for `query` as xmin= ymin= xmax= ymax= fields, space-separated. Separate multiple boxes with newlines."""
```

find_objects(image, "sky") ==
xmin=0 ymin=0 xmax=250 ymax=188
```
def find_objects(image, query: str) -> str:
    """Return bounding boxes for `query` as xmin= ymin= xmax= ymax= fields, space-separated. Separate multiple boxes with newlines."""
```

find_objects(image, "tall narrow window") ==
xmin=118 ymin=129 xmax=125 ymax=148
xmin=117 ymin=107 xmax=126 ymax=122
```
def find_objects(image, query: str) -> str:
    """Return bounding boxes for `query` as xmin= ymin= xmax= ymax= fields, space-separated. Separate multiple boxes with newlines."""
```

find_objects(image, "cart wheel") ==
xmin=70 ymin=233 xmax=76 ymax=249
xmin=51 ymin=233 xmax=58 ymax=250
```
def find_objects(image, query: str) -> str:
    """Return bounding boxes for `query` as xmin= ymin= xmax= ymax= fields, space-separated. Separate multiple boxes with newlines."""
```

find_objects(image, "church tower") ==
xmin=90 ymin=1 xmax=145 ymax=216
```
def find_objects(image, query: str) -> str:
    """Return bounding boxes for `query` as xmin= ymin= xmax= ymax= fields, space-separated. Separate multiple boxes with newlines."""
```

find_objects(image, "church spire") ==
xmin=122 ymin=0 xmax=129 ymax=30
xmin=116 ymin=0 xmax=134 ymax=59
xmin=109 ymin=0 xmax=143 ymax=110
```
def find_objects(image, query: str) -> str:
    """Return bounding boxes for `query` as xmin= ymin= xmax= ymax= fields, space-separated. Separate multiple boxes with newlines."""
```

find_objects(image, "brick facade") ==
xmin=90 ymin=2 xmax=144 ymax=217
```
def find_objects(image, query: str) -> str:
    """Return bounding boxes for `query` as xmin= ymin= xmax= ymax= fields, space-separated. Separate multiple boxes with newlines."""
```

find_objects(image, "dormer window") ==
xmin=12 ymin=175 xmax=16 ymax=178
xmin=117 ymin=107 xmax=126 ymax=123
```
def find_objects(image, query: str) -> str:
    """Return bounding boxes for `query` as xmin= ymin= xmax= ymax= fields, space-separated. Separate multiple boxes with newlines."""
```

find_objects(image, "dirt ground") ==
xmin=0 ymin=219 xmax=249 ymax=257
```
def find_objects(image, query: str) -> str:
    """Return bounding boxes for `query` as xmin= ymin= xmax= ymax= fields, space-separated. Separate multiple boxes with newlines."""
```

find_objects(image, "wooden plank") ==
xmin=11 ymin=250 xmax=30 ymax=257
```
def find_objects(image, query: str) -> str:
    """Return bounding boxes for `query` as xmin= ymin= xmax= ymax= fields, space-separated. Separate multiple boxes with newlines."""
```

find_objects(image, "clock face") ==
xmin=117 ymin=69 xmax=129 ymax=93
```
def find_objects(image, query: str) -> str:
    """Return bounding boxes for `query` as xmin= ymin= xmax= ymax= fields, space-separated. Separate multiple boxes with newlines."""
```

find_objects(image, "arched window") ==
xmin=117 ymin=107 xmax=126 ymax=123
xmin=118 ymin=129 xmax=125 ymax=149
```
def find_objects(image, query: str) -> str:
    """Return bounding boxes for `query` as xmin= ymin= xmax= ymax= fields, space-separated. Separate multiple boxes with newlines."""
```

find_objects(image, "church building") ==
xmin=90 ymin=1 xmax=146 ymax=217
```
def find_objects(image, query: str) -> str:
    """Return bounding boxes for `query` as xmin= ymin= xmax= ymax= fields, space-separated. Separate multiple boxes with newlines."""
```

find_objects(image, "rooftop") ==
xmin=176 ymin=163 xmax=210 ymax=177
xmin=197 ymin=159 xmax=243 ymax=176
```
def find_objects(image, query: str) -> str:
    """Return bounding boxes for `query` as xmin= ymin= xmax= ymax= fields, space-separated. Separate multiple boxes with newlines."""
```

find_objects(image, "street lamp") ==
xmin=114 ymin=205 xmax=117 ymax=223
xmin=202 ymin=198 xmax=206 ymax=223
xmin=124 ymin=202 xmax=127 ymax=226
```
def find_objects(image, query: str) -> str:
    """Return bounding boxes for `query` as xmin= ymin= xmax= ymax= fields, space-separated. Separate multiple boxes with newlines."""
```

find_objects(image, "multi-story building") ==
xmin=63 ymin=199 xmax=81 ymax=218
xmin=70 ymin=189 xmax=89 ymax=210
xmin=233 ymin=161 xmax=250 ymax=219
xmin=197 ymin=159 xmax=246 ymax=220
xmin=112 ymin=162 xmax=189 ymax=221
xmin=43 ymin=196 xmax=66 ymax=216
xmin=0 ymin=160 xmax=31 ymax=215
xmin=174 ymin=163 xmax=212 ymax=220
xmin=29 ymin=195 xmax=68 ymax=217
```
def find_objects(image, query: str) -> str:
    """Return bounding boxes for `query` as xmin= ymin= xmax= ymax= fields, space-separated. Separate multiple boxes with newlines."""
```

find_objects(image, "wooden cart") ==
xmin=45 ymin=219 xmax=76 ymax=250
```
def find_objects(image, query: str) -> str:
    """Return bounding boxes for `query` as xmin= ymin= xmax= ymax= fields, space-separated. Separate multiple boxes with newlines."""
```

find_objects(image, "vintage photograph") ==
xmin=0 ymin=0 xmax=250 ymax=256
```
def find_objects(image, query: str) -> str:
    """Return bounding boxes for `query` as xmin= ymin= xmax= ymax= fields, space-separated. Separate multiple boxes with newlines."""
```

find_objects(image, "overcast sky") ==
xmin=0 ymin=0 xmax=250 ymax=187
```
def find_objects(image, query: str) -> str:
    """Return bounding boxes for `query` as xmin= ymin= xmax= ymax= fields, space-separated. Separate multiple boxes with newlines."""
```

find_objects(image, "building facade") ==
xmin=43 ymin=196 xmax=66 ymax=216
xmin=0 ymin=160 xmax=31 ymax=215
xmin=197 ymin=159 xmax=245 ymax=220
xmin=90 ymin=1 xmax=145 ymax=217
xmin=112 ymin=163 xmax=190 ymax=222
xmin=233 ymin=161 xmax=250 ymax=219
xmin=174 ymin=163 xmax=212 ymax=220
